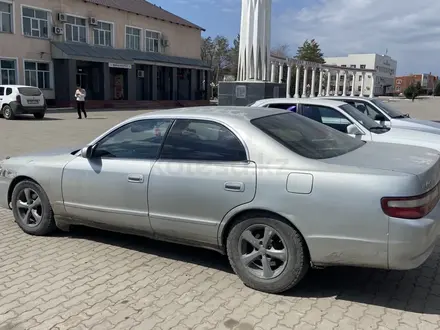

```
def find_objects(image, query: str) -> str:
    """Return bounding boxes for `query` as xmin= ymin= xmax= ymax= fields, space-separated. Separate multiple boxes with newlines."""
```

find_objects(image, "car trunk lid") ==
xmin=322 ymin=141 xmax=440 ymax=192
xmin=18 ymin=87 xmax=44 ymax=107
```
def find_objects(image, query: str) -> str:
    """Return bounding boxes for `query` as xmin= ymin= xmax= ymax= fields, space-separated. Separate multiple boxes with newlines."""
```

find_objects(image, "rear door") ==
xmin=18 ymin=87 xmax=44 ymax=107
xmin=148 ymin=118 xmax=257 ymax=246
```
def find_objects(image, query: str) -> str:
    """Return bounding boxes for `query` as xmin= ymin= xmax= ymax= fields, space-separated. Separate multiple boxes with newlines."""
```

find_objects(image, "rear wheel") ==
xmin=2 ymin=105 xmax=15 ymax=120
xmin=11 ymin=180 xmax=57 ymax=236
xmin=34 ymin=112 xmax=45 ymax=119
xmin=226 ymin=215 xmax=309 ymax=293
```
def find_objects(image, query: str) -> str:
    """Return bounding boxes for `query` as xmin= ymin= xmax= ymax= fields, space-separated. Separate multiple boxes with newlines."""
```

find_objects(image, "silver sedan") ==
xmin=1 ymin=106 xmax=440 ymax=293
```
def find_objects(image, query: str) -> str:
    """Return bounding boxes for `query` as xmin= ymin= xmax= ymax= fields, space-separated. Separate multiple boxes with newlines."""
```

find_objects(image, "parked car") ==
xmin=1 ymin=106 xmax=440 ymax=293
xmin=250 ymin=98 xmax=440 ymax=151
xmin=319 ymin=96 xmax=440 ymax=134
xmin=0 ymin=85 xmax=46 ymax=120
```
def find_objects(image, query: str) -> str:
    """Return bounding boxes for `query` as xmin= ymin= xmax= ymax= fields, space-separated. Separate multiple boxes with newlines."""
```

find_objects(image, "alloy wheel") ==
xmin=15 ymin=188 xmax=43 ymax=227
xmin=238 ymin=224 xmax=288 ymax=279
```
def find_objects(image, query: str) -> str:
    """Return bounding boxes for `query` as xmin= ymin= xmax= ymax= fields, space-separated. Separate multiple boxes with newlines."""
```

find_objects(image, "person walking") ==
xmin=75 ymin=86 xmax=87 ymax=119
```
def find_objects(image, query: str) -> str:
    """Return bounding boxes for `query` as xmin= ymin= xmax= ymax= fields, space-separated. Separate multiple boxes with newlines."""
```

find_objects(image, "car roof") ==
xmin=320 ymin=96 xmax=378 ymax=101
xmin=253 ymin=98 xmax=347 ymax=107
xmin=130 ymin=106 xmax=288 ymax=122
xmin=0 ymin=85 xmax=40 ymax=88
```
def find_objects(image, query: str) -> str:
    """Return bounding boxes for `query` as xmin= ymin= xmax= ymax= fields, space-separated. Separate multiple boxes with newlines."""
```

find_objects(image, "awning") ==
xmin=51 ymin=42 xmax=210 ymax=69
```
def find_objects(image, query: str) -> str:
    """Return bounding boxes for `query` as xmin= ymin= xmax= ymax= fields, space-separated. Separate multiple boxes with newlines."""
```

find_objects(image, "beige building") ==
xmin=0 ymin=0 xmax=211 ymax=107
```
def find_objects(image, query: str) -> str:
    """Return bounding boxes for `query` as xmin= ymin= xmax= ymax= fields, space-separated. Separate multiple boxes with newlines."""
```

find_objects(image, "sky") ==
xmin=151 ymin=0 xmax=440 ymax=76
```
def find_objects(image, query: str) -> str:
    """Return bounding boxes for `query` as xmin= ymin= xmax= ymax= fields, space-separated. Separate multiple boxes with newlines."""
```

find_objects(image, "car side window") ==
xmin=301 ymin=105 xmax=352 ymax=133
xmin=267 ymin=103 xmax=297 ymax=111
xmin=93 ymin=119 xmax=172 ymax=160
xmin=160 ymin=119 xmax=247 ymax=161
xmin=6 ymin=88 xmax=12 ymax=95
xmin=0 ymin=87 xmax=4 ymax=95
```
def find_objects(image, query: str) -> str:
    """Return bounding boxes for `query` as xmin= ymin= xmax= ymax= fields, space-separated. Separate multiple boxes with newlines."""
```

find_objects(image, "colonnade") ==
xmin=270 ymin=59 xmax=376 ymax=99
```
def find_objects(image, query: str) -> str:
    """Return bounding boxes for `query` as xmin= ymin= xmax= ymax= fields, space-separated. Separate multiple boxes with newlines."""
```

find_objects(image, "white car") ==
xmin=320 ymin=96 xmax=440 ymax=134
xmin=249 ymin=98 xmax=440 ymax=151
xmin=0 ymin=85 xmax=47 ymax=120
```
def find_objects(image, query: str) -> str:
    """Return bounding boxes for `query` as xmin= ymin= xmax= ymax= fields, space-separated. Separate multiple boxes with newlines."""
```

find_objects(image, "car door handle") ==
xmin=127 ymin=174 xmax=144 ymax=183
xmin=224 ymin=182 xmax=245 ymax=192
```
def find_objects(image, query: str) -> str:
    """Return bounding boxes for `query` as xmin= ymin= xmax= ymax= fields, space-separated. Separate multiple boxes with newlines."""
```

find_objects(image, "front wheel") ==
xmin=2 ymin=105 xmax=15 ymax=120
xmin=11 ymin=180 xmax=57 ymax=235
xmin=226 ymin=215 xmax=309 ymax=293
xmin=34 ymin=112 xmax=45 ymax=119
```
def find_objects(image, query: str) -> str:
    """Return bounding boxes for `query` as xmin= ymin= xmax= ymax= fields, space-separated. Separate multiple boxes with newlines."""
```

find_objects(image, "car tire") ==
xmin=11 ymin=180 xmax=57 ymax=236
xmin=34 ymin=112 xmax=45 ymax=120
xmin=226 ymin=214 xmax=309 ymax=293
xmin=2 ymin=105 xmax=15 ymax=120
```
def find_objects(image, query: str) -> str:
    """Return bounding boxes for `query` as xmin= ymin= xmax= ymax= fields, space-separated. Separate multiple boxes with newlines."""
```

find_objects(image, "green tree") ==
xmin=404 ymin=82 xmax=422 ymax=101
xmin=295 ymin=39 xmax=325 ymax=63
xmin=294 ymin=39 xmax=325 ymax=96
xmin=227 ymin=34 xmax=240 ymax=79
xmin=434 ymin=82 xmax=440 ymax=96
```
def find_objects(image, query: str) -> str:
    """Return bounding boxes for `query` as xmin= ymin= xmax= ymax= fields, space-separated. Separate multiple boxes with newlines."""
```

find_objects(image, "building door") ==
xmin=76 ymin=73 xmax=88 ymax=89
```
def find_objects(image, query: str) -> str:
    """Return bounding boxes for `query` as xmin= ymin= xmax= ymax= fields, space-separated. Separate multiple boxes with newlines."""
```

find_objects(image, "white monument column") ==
xmin=278 ymin=64 xmax=283 ymax=83
xmin=369 ymin=73 xmax=375 ymax=98
xmin=326 ymin=70 xmax=331 ymax=96
xmin=334 ymin=71 xmax=340 ymax=96
xmin=294 ymin=65 xmax=300 ymax=98
xmin=360 ymin=72 xmax=365 ymax=96
xmin=270 ymin=62 xmax=276 ymax=82
xmin=350 ymin=72 xmax=356 ymax=96
xmin=302 ymin=67 xmax=308 ymax=97
xmin=286 ymin=65 xmax=292 ymax=98
xmin=310 ymin=67 xmax=316 ymax=97
xmin=342 ymin=71 xmax=347 ymax=96
xmin=237 ymin=0 xmax=272 ymax=81
xmin=317 ymin=69 xmax=323 ymax=97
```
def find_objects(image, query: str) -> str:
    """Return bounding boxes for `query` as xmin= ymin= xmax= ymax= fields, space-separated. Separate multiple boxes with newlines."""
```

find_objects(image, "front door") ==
xmin=62 ymin=118 xmax=173 ymax=232
xmin=148 ymin=119 xmax=257 ymax=245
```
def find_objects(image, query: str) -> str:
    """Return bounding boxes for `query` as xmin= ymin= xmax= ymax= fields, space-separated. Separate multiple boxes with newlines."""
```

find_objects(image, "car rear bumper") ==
xmin=388 ymin=202 xmax=440 ymax=269
xmin=10 ymin=102 xmax=46 ymax=114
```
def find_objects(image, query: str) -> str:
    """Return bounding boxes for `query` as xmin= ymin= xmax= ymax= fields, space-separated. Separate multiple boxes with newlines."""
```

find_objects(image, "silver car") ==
xmin=250 ymin=98 xmax=440 ymax=151
xmin=320 ymin=96 xmax=440 ymax=134
xmin=1 ymin=106 xmax=440 ymax=293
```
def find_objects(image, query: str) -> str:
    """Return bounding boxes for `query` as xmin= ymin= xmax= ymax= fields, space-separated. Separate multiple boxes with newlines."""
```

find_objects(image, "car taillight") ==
xmin=16 ymin=95 xmax=21 ymax=104
xmin=381 ymin=185 xmax=440 ymax=219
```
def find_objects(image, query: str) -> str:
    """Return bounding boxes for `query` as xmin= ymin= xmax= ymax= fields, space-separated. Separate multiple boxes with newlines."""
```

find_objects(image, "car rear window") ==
xmin=251 ymin=112 xmax=365 ymax=159
xmin=18 ymin=87 xmax=42 ymax=96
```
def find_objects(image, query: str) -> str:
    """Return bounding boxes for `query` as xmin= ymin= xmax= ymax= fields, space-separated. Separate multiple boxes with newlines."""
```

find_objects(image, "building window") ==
xmin=396 ymin=86 xmax=400 ymax=92
xmin=360 ymin=65 xmax=366 ymax=69
xmin=350 ymin=64 xmax=356 ymax=68
xmin=22 ymin=7 xmax=49 ymax=38
xmin=396 ymin=79 xmax=402 ymax=84
xmin=358 ymin=76 xmax=362 ymax=81
xmin=65 ymin=15 xmax=86 ymax=43
xmin=358 ymin=86 xmax=361 ymax=92
xmin=24 ymin=61 xmax=50 ymax=89
xmin=0 ymin=59 xmax=16 ymax=84
xmin=145 ymin=30 xmax=160 ymax=52
xmin=93 ymin=21 xmax=112 ymax=47
xmin=126 ymin=26 xmax=140 ymax=50
xmin=341 ymin=65 xmax=346 ymax=68
xmin=0 ymin=1 xmax=12 ymax=33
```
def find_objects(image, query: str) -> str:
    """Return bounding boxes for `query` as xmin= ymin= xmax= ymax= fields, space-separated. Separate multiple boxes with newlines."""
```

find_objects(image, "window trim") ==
xmin=91 ymin=118 xmax=174 ymax=161
xmin=144 ymin=28 xmax=161 ymax=53
xmin=92 ymin=19 xmax=115 ymax=47
xmin=0 ymin=56 xmax=18 ymax=85
xmin=125 ymin=24 xmax=142 ymax=51
xmin=158 ymin=118 xmax=250 ymax=163
xmin=64 ymin=14 xmax=88 ymax=43
xmin=22 ymin=58 xmax=53 ymax=90
xmin=20 ymin=4 xmax=51 ymax=39
xmin=0 ymin=0 xmax=14 ymax=33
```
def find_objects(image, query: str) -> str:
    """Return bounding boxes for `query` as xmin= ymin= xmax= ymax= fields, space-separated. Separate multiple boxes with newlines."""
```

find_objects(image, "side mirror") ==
xmin=80 ymin=145 xmax=93 ymax=159
xmin=347 ymin=124 xmax=363 ymax=136
xmin=374 ymin=114 xmax=386 ymax=122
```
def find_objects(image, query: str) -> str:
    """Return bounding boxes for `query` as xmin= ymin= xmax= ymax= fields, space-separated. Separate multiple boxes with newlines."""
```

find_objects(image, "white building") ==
xmin=324 ymin=54 xmax=397 ymax=96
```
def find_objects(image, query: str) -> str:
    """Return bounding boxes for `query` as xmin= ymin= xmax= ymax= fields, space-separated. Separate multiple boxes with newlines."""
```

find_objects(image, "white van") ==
xmin=0 ymin=85 xmax=47 ymax=120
